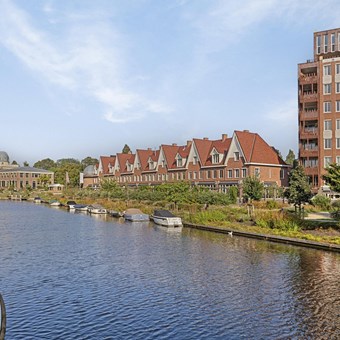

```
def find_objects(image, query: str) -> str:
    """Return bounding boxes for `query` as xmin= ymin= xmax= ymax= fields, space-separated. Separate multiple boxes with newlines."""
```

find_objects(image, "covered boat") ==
xmin=151 ymin=210 xmax=182 ymax=228
xmin=123 ymin=208 xmax=149 ymax=222
xmin=88 ymin=204 xmax=107 ymax=214
xmin=66 ymin=200 xmax=77 ymax=210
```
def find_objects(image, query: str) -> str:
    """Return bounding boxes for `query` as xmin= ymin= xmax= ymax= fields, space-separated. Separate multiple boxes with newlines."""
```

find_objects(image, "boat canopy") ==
xmin=153 ymin=210 xmax=176 ymax=217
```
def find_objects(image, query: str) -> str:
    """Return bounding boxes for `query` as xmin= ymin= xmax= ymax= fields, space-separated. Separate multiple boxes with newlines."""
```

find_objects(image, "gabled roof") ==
xmin=116 ymin=153 xmax=135 ymax=173
xmin=99 ymin=156 xmax=116 ymax=175
xmin=136 ymin=149 xmax=158 ymax=171
xmin=160 ymin=144 xmax=180 ymax=169
xmin=193 ymin=137 xmax=231 ymax=167
xmin=235 ymin=130 xmax=286 ymax=165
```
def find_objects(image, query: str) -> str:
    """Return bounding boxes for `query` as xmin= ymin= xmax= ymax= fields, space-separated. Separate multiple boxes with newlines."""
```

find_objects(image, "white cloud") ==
xmin=0 ymin=0 xmax=169 ymax=123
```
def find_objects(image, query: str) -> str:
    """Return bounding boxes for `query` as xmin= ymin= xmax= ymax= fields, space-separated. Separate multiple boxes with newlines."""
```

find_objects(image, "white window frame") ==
xmin=234 ymin=169 xmax=240 ymax=178
xmin=324 ymin=120 xmax=332 ymax=130
xmin=324 ymin=138 xmax=332 ymax=149
xmin=331 ymin=33 xmax=335 ymax=52
xmin=336 ymin=82 xmax=340 ymax=93
xmin=336 ymin=64 xmax=340 ymax=75
xmin=337 ymin=119 xmax=340 ymax=130
xmin=234 ymin=152 xmax=240 ymax=161
xmin=324 ymin=83 xmax=331 ymax=94
xmin=324 ymin=101 xmax=331 ymax=113
xmin=242 ymin=168 xmax=247 ymax=178
xmin=324 ymin=157 xmax=332 ymax=167
xmin=336 ymin=156 xmax=340 ymax=165
xmin=324 ymin=65 xmax=331 ymax=76
xmin=337 ymin=101 xmax=340 ymax=112
xmin=337 ymin=138 xmax=340 ymax=149
xmin=228 ymin=169 xmax=232 ymax=178
xmin=324 ymin=34 xmax=328 ymax=53
xmin=316 ymin=35 xmax=321 ymax=54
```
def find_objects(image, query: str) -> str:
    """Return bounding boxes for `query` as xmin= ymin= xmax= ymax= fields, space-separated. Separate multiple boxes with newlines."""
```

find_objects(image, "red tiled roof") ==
xmin=116 ymin=153 xmax=135 ymax=172
xmin=99 ymin=156 xmax=116 ymax=175
xmin=235 ymin=130 xmax=286 ymax=165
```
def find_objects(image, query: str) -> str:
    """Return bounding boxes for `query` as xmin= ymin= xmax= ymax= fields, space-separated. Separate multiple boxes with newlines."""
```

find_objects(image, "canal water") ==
xmin=0 ymin=201 xmax=339 ymax=339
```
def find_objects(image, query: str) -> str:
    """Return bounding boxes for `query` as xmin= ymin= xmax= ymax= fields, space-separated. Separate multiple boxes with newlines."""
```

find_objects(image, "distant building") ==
xmin=85 ymin=130 xmax=289 ymax=194
xmin=298 ymin=28 xmax=340 ymax=192
xmin=0 ymin=151 xmax=54 ymax=190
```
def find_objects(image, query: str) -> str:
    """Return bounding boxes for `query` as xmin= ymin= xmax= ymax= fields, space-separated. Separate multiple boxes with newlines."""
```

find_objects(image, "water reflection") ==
xmin=0 ymin=201 xmax=339 ymax=339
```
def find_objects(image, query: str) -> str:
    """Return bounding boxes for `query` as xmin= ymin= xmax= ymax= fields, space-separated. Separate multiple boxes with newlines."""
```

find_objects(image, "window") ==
xmin=324 ymin=101 xmax=331 ymax=113
xmin=193 ymin=156 xmax=198 ymax=165
xmin=316 ymin=35 xmax=321 ymax=54
xmin=324 ymin=157 xmax=332 ymax=167
xmin=207 ymin=170 xmax=211 ymax=179
xmin=337 ymin=138 xmax=340 ymax=149
xmin=324 ymin=138 xmax=332 ymax=149
xmin=228 ymin=169 xmax=232 ymax=178
xmin=336 ymin=64 xmax=340 ymax=74
xmin=331 ymin=33 xmax=335 ymax=52
xmin=336 ymin=82 xmax=340 ymax=93
xmin=234 ymin=152 xmax=240 ymax=161
xmin=337 ymin=101 xmax=340 ymax=112
xmin=242 ymin=168 xmax=247 ymax=178
xmin=337 ymin=119 xmax=340 ymax=130
xmin=234 ymin=169 xmax=240 ymax=178
xmin=337 ymin=156 xmax=340 ymax=165
xmin=280 ymin=169 xmax=285 ymax=179
xmin=255 ymin=168 xmax=260 ymax=176
xmin=212 ymin=153 xmax=219 ymax=164
xmin=324 ymin=65 xmax=331 ymax=76
xmin=324 ymin=34 xmax=328 ymax=53
xmin=324 ymin=84 xmax=331 ymax=94
xmin=219 ymin=169 xmax=224 ymax=178
xmin=324 ymin=120 xmax=332 ymax=130
xmin=177 ymin=157 xmax=182 ymax=167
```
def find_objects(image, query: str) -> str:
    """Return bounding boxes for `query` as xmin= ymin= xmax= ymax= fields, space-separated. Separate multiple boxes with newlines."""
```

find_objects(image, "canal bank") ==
xmin=184 ymin=222 xmax=340 ymax=253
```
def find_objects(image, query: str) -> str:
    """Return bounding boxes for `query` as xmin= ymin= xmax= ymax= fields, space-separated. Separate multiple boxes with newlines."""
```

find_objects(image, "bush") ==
xmin=266 ymin=200 xmax=279 ymax=210
xmin=311 ymin=194 xmax=331 ymax=210
xmin=254 ymin=210 xmax=300 ymax=231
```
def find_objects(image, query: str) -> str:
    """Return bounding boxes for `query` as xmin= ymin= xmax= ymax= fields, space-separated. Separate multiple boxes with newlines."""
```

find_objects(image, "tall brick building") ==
xmin=298 ymin=28 xmax=340 ymax=192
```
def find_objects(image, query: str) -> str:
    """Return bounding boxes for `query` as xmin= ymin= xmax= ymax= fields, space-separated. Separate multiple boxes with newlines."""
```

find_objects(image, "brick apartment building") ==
xmin=299 ymin=28 xmax=340 ymax=193
xmin=83 ymin=130 xmax=289 ymax=194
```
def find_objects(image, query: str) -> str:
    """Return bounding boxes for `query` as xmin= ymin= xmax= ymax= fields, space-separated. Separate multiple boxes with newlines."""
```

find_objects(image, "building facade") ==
xmin=0 ymin=151 xmax=54 ymax=190
xmin=299 ymin=28 xmax=340 ymax=192
xmin=84 ymin=130 xmax=289 ymax=192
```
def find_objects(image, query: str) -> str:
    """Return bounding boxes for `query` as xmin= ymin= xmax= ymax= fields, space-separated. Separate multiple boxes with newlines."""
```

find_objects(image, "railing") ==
xmin=0 ymin=293 xmax=6 ymax=340
xmin=300 ymin=110 xmax=318 ymax=119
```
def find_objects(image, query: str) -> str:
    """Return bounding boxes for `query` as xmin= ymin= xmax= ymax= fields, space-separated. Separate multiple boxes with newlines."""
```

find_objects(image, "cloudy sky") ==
xmin=1 ymin=0 xmax=340 ymax=165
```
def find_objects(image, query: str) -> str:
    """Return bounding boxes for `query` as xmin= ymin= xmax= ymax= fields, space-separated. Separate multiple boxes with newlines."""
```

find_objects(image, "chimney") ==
xmin=147 ymin=148 xmax=152 ymax=151
xmin=186 ymin=140 xmax=192 ymax=147
xmin=221 ymin=133 xmax=228 ymax=141
xmin=172 ymin=143 xmax=177 ymax=146
xmin=243 ymin=130 xmax=250 ymax=133
xmin=203 ymin=137 xmax=209 ymax=140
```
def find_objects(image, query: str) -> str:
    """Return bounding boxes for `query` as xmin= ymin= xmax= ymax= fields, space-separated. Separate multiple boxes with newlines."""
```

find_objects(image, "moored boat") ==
xmin=110 ymin=210 xmax=123 ymax=218
xmin=74 ymin=204 xmax=89 ymax=212
xmin=66 ymin=201 xmax=77 ymax=210
xmin=88 ymin=204 xmax=107 ymax=214
xmin=123 ymin=208 xmax=149 ymax=222
xmin=49 ymin=199 xmax=61 ymax=206
xmin=151 ymin=210 xmax=182 ymax=228
xmin=33 ymin=197 xmax=42 ymax=204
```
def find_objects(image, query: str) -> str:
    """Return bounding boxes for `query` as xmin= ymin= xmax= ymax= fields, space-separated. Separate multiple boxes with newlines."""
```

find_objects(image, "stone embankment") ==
xmin=184 ymin=222 xmax=340 ymax=253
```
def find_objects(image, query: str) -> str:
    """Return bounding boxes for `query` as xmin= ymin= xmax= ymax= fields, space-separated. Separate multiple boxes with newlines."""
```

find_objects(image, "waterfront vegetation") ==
xmin=1 ymin=181 xmax=339 ymax=246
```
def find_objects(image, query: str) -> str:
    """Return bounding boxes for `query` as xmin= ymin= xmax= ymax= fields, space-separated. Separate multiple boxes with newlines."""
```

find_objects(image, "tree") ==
xmin=242 ymin=176 xmax=264 ymax=202
xmin=33 ymin=158 xmax=56 ymax=170
xmin=81 ymin=157 xmax=99 ymax=170
xmin=11 ymin=160 xmax=18 ymax=165
xmin=285 ymin=149 xmax=296 ymax=165
xmin=322 ymin=163 xmax=340 ymax=192
xmin=285 ymin=165 xmax=312 ymax=215
xmin=23 ymin=161 xmax=29 ymax=167
xmin=122 ymin=144 xmax=131 ymax=154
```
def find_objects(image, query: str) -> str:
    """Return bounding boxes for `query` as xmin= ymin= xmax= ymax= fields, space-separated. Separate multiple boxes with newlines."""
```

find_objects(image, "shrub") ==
xmin=311 ymin=194 xmax=331 ymax=210
xmin=266 ymin=200 xmax=279 ymax=210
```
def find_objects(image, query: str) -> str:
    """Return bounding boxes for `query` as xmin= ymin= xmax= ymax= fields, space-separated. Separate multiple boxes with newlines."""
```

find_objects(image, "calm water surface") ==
xmin=0 ymin=201 xmax=339 ymax=339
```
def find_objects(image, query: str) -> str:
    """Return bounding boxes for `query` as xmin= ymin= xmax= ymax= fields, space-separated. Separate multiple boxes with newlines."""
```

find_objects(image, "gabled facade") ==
xmin=83 ymin=131 xmax=289 ymax=193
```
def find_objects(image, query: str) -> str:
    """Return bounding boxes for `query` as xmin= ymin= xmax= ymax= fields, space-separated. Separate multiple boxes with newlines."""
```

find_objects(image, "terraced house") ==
xmin=83 ymin=130 xmax=289 ymax=193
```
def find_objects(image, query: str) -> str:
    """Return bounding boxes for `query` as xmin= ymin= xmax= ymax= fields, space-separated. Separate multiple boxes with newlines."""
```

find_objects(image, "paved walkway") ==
xmin=305 ymin=212 xmax=332 ymax=220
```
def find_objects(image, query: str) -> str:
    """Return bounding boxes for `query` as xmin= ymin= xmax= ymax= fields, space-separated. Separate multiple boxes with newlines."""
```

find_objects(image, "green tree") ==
xmin=242 ymin=176 xmax=264 ymax=202
xmin=285 ymin=149 xmax=296 ymax=165
xmin=81 ymin=157 xmax=99 ymax=170
xmin=11 ymin=160 xmax=18 ymax=165
xmin=54 ymin=162 xmax=82 ymax=187
xmin=33 ymin=158 xmax=56 ymax=170
xmin=23 ymin=161 xmax=29 ymax=167
xmin=122 ymin=144 xmax=131 ymax=154
xmin=285 ymin=165 xmax=312 ymax=215
xmin=322 ymin=163 xmax=340 ymax=192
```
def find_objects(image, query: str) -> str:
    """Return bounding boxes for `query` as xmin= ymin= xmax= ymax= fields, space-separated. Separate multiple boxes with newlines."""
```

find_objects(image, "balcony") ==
xmin=299 ymin=147 xmax=318 ymax=157
xmin=300 ymin=91 xmax=318 ymax=101
xmin=299 ymin=110 xmax=318 ymax=120
xmin=300 ymin=128 xmax=318 ymax=139
xmin=299 ymin=74 xmax=318 ymax=85
xmin=304 ymin=166 xmax=319 ymax=176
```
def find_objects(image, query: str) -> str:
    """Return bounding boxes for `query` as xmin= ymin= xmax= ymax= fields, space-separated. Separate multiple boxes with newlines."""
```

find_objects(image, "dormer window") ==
xmin=149 ymin=160 xmax=154 ymax=170
xmin=177 ymin=156 xmax=183 ymax=167
xmin=234 ymin=152 xmax=240 ymax=161
xmin=162 ymin=159 xmax=165 ymax=167
xmin=212 ymin=153 xmax=219 ymax=164
xmin=193 ymin=155 xmax=198 ymax=165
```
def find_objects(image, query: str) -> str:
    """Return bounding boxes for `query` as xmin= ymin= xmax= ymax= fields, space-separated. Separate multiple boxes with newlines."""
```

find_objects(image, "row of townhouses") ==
xmin=83 ymin=130 xmax=290 ymax=192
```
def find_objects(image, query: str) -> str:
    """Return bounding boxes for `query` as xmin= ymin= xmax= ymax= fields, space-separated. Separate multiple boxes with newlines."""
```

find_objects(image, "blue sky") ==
xmin=1 ymin=0 xmax=340 ymax=165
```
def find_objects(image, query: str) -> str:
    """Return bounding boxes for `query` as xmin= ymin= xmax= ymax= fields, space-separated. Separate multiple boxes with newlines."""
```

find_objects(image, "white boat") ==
xmin=66 ymin=201 xmax=77 ymax=210
xmin=123 ymin=208 xmax=149 ymax=222
xmin=49 ymin=200 xmax=61 ymax=206
xmin=151 ymin=210 xmax=182 ymax=228
xmin=88 ymin=204 xmax=107 ymax=214
xmin=33 ymin=197 xmax=42 ymax=204
xmin=74 ymin=204 xmax=89 ymax=212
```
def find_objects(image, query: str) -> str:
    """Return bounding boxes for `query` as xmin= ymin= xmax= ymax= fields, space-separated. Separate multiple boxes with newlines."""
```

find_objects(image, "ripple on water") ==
xmin=0 ymin=201 xmax=339 ymax=339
